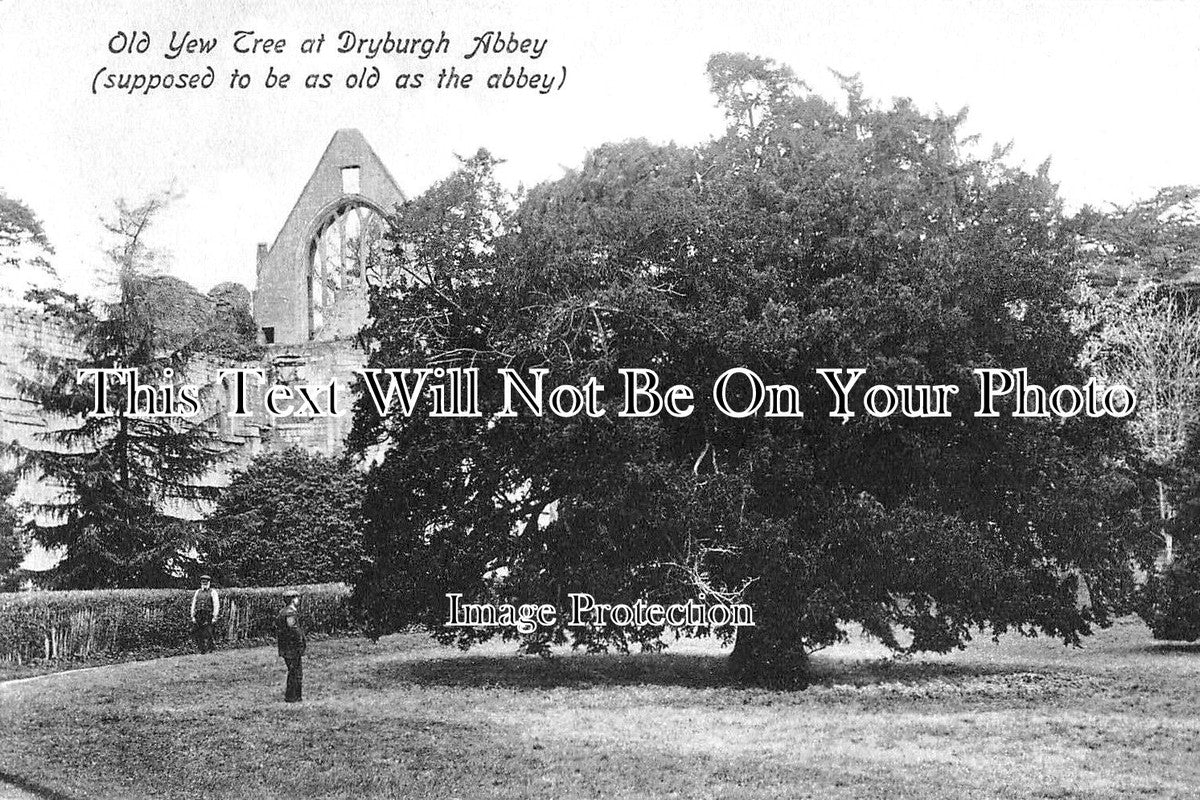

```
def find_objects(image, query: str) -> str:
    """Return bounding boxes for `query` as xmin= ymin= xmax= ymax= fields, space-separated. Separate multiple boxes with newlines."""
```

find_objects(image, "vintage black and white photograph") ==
xmin=2 ymin=1 xmax=1199 ymax=797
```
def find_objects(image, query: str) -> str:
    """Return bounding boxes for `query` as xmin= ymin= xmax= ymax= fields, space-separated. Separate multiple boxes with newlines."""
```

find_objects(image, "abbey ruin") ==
xmin=0 ymin=129 xmax=401 ymax=476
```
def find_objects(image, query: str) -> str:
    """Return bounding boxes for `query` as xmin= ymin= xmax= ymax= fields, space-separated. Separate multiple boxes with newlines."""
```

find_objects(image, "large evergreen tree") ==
xmin=17 ymin=194 xmax=229 ymax=588
xmin=350 ymin=56 xmax=1148 ymax=686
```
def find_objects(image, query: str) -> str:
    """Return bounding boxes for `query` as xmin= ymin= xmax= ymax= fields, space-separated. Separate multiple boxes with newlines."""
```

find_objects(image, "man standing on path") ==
xmin=276 ymin=591 xmax=306 ymax=702
xmin=190 ymin=574 xmax=220 ymax=654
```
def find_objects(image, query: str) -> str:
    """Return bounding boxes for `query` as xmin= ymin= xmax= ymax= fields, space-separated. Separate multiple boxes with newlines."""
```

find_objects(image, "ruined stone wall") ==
xmin=0 ymin=306 xmax=82 ymax=452
xmin=192 ymin=339 xmax=367 ymax=459
xmin=253 ymin=129 xmax=404 ymax=345
xmin=0 ymin=303 xmax=365 ymax=523
xmin=3 ymin=128 xmax=399 ymax=571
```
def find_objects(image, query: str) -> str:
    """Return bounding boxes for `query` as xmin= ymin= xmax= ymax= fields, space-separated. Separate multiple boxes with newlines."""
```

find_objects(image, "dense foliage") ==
xmin=97 ymin=273 xmax=262 ymax=362
xmin=0 ymin=190 xmax=51 ymax=262
xmin=195 ymin=281 xmax=264 ymax=362
xmin=1076 ymin=185 xmax=1200 ymax=290
xmin=0 ymin=472 xmax=28 ymax=591
xmin=351 ymin=55 xmax=1148 ymax=685
xmin=1141 ymin=449 xmax=1200 ymax=639
xmin=16 ymin=195 xmax=229 ymax=588
xmin=1078 ymin=186 xmax=1200 ymax=637
xmin=0 ymin=189 xmax=55 ymax=304
xmin=200 ymin=448 xmax=366 ymax=586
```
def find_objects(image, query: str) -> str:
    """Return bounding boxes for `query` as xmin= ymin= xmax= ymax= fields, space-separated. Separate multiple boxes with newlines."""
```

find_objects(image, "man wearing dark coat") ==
xmin=275 ymin=592 xmax=306 ymax=702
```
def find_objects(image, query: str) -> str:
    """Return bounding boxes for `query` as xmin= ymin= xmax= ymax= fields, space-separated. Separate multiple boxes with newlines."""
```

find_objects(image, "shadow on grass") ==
xmin=0 ymin=768 xmax=83 ymax=800
xmin=376 ymin=652 xmax=735 ymax=690
xmin=1139 ymin=642 xmax=1200 ymax=656
xmin=367 ymin=648 xmax=1035 ymax=692
xmin=806 ymin=656 xmax=1025 ymax=687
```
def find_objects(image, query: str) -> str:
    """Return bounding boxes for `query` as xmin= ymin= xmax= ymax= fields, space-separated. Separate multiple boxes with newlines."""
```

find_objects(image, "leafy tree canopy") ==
xmin=194 ymin=282 xmax=264 ymax=362
xmin=0 ymin=189 xmax=53 ymax=266
xmin=1076 ymin=185 xmax=1200 ymax=291
xmin=200 ymin=448 xmax=365 ymax=587
xmin=1077 ymin=189 xmax=1200 ymax=637
xmin=1 ymin=189 xmax=56 ymax=305
xmin=351 ymin=54 xmax=1149 ymax=686
xmin=0 ymin=471 xmax=29 ymax=588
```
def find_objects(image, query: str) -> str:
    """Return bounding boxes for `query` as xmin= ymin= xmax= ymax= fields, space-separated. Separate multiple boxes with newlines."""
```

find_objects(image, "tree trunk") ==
xmin=729 ymin=625 xmax=757 ymax=679
xmin=729 ymin=626 xmax=810 ymax=689
xmin=1158 ymin=478 xmax=1174 ymax=565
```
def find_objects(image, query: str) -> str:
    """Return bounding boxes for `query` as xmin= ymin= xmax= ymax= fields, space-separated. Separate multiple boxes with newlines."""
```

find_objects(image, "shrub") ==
xmin=201 ymin=448 xmax=365 ymax=586
xmin=1140 ymin=563 xmax=1200 ymax=641
xmin=1141 ymin=479 xmax=1200 ymax=641
xmin=0 ymin=583 xmax=354 ymax=665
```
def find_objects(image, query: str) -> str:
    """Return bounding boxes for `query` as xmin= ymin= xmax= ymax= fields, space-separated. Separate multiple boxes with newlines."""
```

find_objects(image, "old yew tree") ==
xmin=350 ymin=55 xmax=1149 ymax=686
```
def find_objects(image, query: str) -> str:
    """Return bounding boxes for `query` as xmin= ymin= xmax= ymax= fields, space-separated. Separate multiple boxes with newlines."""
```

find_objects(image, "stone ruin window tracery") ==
xmin=307 ymin=200 xmax=387 ymax=341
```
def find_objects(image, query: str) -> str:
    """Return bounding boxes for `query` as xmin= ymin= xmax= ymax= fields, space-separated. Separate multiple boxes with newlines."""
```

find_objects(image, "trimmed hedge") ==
xmin=0 ymin=583 xmax=355 ymax=665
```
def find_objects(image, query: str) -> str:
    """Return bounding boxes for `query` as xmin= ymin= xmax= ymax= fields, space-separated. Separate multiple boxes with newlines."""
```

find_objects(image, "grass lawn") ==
xmin=1 ymin=618 xmax=1198 ymax=799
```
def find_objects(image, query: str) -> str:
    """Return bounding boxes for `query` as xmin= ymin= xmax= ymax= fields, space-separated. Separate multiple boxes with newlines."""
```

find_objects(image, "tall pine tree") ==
xmin=17 ymin=194 xmax=229 ymax=588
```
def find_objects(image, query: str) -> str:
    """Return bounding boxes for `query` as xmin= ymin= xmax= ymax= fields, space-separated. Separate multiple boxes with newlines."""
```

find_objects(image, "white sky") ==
xmin=1 ymin=0 xmax=1199 ymax=298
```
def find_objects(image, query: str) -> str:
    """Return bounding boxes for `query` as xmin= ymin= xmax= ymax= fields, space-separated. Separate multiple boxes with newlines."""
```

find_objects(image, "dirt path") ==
xmin=0 ymin=784 xmax=41 ymax=800
xmin=0 ymin=665 xmax=110 ymax=690
xmin=2 ymin=665 xmax=137 ymax=799
xmin=0 ymin=771 xmax=78 ymax=800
